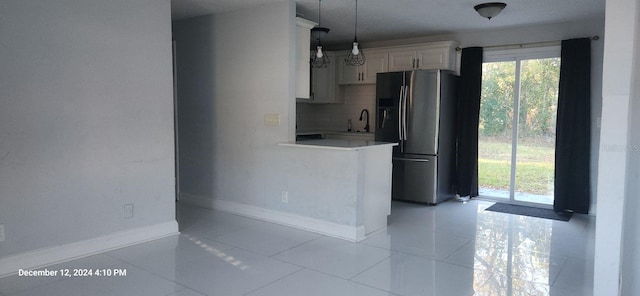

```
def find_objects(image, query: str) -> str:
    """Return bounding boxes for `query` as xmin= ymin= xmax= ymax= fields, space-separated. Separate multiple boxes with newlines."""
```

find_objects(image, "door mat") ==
xmin=485 ymin=203 xmax=572 ymax=221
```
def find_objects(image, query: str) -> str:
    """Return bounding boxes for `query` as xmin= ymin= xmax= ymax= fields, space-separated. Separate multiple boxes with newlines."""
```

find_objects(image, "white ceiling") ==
xmin=171 ymin=0 xmax=605 ymax=48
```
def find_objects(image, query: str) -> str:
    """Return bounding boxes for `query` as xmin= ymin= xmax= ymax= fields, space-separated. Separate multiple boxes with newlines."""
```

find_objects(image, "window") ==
xmin=478 ymin=46 xmax=561 ymax=207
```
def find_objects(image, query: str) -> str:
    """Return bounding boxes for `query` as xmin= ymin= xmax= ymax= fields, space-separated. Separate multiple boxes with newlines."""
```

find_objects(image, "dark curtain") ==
xmin=456 ymin=47 xmax=483 ymax=197
xmin=554 ymin=38 xmax=591 ymax=214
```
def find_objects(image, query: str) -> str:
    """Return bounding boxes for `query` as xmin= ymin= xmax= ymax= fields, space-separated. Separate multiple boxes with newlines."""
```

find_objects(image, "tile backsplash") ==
xmin=297 ymin=84 xmax=376 ymax=133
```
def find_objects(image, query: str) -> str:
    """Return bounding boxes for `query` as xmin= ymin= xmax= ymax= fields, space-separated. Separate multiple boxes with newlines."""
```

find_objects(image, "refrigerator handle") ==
xmin=398 ymin=86 xmax=405 ymax=150
xmin=402 ymin=85 xmax=409 ymax=140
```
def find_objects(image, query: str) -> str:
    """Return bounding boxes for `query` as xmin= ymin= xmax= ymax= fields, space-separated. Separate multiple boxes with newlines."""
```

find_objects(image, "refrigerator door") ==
xmin=375 ymin=72 xmax=404 ymax=154
xmin=392 ymin=155 xmax=437 ymax=204
xmin=403 ymin=70 xmax=440 ymax=155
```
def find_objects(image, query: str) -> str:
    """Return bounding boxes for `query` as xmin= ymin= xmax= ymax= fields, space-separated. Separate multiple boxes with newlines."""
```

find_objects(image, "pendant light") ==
xmin=310 ymin=0 xmax=330 ymax=68
xmin=344 ymin=0 xmax=365 ymax=66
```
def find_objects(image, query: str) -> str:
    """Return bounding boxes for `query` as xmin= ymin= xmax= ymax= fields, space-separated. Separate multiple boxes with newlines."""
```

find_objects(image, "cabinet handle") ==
xmin=417 ymin=59 xmax=420 ymax=68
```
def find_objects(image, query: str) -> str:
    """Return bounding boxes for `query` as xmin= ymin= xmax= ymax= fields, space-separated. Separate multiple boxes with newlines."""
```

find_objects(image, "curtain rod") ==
xmin=455 ymin=35 xmax=600 ymax=51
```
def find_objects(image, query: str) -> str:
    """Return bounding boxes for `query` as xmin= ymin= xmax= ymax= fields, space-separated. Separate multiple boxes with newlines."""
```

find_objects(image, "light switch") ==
xmin=264 ymin=114 xmax=281 ymax=127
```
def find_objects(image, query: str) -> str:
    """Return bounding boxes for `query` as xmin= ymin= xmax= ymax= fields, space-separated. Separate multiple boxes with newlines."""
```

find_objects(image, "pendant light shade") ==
xmin=344 ymin=0 xmax=365 ymax=66
xmin=474 ymin=2 xmax=507 ymax=20
xmin=311 ymin=0 xmax=330 ymax=68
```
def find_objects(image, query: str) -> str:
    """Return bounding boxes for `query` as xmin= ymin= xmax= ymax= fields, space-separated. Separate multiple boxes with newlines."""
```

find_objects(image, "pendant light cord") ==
xmin=318 ymin=0 xmax=322 ymax=28
xmin=354 ymin=0 xmax=358 ymax=42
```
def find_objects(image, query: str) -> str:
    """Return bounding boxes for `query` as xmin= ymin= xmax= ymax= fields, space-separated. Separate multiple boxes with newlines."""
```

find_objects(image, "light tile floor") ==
xmin=0 ymin=200 xmax=595 ymax=296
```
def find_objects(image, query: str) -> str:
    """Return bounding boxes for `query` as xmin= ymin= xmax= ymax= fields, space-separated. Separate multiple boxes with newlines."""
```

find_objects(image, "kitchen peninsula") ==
xmin=277 ymin=139 xmax=396 ymax=242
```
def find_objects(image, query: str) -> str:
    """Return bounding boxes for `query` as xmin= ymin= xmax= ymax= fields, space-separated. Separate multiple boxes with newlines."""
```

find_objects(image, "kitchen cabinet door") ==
xmin=361 ymin=51 xmax=388 ymax=84
xmin=337 ymin=53 xmax=361 ymax=84
xmin=338 ymin=51 xmax=388 ymax=85
xmin=310 ymin=52 xmax=341 ymax=103
xmin=387 ymin=41 xmax=458 ymax=72
xmin=416 ymin=45 xmax=453 ymax=71
xmin=388 ymin=48 xmax=417 ymax=72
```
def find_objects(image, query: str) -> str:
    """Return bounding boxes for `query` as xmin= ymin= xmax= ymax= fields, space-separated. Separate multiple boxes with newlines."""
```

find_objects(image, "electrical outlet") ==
xmin=0 ymin=225 xmax=5 ymax=242
xmin=124 ymin=204 xmax=134 ymax=218
xmin=281 ymin=191 xmax=289 ymax=203
xmin=264 ymin=114 xmax=281 ymax=127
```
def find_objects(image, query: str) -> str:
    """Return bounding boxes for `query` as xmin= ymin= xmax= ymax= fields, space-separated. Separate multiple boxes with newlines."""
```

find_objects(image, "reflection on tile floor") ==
xmin=0 ymin=200 xmax=595 ymax=296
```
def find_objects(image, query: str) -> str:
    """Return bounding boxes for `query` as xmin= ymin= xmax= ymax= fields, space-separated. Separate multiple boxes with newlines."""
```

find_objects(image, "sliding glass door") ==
xmin=478 ymin=47 xmax=561 ymax=207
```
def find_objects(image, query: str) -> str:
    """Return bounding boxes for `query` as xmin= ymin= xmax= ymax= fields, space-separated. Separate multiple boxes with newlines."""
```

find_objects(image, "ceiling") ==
xmin=171 ymin=0 xmax=605 ymax=48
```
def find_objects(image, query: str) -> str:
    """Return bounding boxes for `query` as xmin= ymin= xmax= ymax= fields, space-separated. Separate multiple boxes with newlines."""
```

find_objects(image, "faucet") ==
xmin=359 ymin=109 xmax=370 ymax=133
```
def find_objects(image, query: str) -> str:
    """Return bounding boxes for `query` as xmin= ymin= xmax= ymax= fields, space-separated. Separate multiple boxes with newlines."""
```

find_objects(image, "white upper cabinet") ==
xmin=309 ymin=52 xmax=342 ymax=103
xmin=387 ymin=48 xmax=417 ymax=71
xmin=363 ymin=51 xmax=388 ymax=83
xmin=337 ymin=50 xmax=388 ymax=85
xmin=300 ymin=41 xmax=458 ymax=94
xmin=295 ymin=17 xmax=316 ymax=99
xmin=388 ymin=41 xmax=458 ymax=72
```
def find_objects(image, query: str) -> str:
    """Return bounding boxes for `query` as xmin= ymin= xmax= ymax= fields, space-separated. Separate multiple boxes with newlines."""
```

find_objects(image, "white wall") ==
xmin=172 ymin=16 xmax=218 ymax=195
xmin=0 ymin=0 xmax=176 ymax=260
xmin=594 ymin=0 xmax=639 ymax=294
xmin=594 ymin=0 xmax=640 ymax=295
xmin=173 ymin=1 xmax=297 ymax=210
xmin=622 ymin=24 xmax=640 ymax=293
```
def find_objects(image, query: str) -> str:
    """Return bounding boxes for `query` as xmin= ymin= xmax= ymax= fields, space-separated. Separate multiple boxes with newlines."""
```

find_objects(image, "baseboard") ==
xmin=0 ymin=221 xmax=179 ymax=278
xmin=180 ymin=193 xmax=365 ymax=242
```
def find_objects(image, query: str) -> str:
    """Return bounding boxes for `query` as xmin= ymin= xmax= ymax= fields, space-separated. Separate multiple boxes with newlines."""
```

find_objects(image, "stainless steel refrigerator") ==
xmin=375 ymin=70 xmax=458 ymax=204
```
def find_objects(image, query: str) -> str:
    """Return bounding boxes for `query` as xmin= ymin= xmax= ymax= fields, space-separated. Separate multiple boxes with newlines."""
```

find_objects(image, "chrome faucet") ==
xmin=359 ymin=109 xmax=370 ymax=133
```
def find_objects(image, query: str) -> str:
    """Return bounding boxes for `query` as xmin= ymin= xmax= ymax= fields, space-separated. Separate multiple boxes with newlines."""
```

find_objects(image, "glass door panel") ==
xmin=478 ymin=61 xmax=516 ymax=200
xmin=514 ymin=58 xmax=560 ymax=205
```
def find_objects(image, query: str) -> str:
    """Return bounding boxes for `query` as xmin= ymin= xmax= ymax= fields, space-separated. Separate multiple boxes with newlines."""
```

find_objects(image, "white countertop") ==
xmin=279 ymin=139 xmax=397 ymax=151
xmin=296 ymin=130 xmax=375 ymax=136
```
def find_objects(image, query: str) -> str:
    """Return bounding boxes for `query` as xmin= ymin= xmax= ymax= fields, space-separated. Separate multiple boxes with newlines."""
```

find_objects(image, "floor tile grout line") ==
xmin=105 ymin=249 xmax=213 ymax=296
xmin=346 ymin=278 xmax=403 ymax=296
xmin=107 ymin=252 xmax=197 ymax=287
xmin=268 ymin=234 xmax=325 ymax=258
xmin=440 ymin=237 xmax=476 ymax=261
xmin=106 ymin=238 xmax=304 ymax=296
xmin=202 ymin=235 xmax=318 ymax=259
xmin=347 ymin=249 xmax=398 ymax=280
xmin=241 ymin=267 xmax=306 ymax=296
xmin=164 ymin=287 xmax=206 ymax=296
xmin=547 ymin=256 xmax=569 ymax=287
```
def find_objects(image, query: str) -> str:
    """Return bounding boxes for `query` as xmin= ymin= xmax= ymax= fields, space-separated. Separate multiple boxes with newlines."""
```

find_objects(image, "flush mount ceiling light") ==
xmin=474 ymin=2 xmax=507 ymax=20
xmin=310 ymin=0 xmax=330 ymax=68
xmin=344 ymin=0 xmax=365 ymax=66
